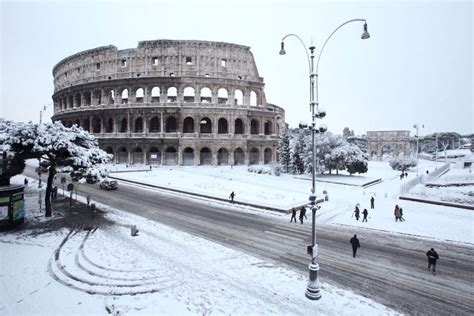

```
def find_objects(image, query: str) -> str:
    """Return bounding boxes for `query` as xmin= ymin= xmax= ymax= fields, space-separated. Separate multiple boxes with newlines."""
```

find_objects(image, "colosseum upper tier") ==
xmin=51 ymin=39 xmax=284 ymax=166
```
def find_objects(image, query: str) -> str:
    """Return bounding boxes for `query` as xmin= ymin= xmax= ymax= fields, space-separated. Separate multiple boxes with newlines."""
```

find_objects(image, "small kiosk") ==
xmin=0 ymin=185 xmax=25 ymax=227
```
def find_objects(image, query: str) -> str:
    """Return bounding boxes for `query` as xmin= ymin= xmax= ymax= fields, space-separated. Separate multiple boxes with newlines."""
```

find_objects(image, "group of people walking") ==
xmin=353 ymin=196 xmax=375 ymax=222
xmin=394 ymin=204 xmax=405 ymax=221
xmin=290 ymin=207 xmax=307 ymax=224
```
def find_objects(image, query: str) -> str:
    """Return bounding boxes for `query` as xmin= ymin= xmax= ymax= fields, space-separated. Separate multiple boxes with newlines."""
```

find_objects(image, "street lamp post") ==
xmin=280 ymin=19 xmax=370 ymax=300
xmin=413 ymin=122 xmax=424 ymax=176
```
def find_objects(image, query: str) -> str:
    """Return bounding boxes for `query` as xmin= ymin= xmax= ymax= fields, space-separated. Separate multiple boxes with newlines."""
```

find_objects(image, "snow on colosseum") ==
xmin=51 ymin=39 xmax=285 ymax=166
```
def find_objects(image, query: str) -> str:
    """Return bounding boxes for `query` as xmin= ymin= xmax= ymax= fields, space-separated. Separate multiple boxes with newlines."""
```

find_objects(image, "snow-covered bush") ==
xmin=389 ymin=156 xmax=417 ymax=171
xmin=247 ymin=164 xmax=281 ymax=176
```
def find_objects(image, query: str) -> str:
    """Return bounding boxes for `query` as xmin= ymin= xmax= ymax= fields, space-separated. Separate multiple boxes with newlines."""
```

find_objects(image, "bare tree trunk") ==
xmin=45 ymin=165 xmax=56 ymax=217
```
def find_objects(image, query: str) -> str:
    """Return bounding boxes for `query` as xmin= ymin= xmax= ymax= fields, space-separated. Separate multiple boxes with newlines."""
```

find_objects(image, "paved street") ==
xmin=25 ymin=167 xmax=474 ymax=315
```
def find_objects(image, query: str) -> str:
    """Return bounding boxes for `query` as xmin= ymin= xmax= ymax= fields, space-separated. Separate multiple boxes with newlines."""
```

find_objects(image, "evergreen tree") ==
xmin=277 ymin=124 xmax=291 ymax=173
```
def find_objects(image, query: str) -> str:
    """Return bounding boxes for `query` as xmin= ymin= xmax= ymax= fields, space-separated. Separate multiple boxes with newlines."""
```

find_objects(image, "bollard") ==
xmin=131 ymin=225 xmax=139 ymax=236
xmin=325 ymin=194 xmax=329 ymax=201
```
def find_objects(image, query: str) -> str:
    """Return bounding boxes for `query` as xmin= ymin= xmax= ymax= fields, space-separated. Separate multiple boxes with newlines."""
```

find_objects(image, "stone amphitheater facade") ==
xmin=51 ymin=40 xmax=285 ymax=166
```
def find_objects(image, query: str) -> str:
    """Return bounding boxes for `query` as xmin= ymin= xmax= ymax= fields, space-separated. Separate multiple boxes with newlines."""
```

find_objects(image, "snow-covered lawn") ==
xmin=0 ymin=180 xmax=396 ymax=315
xmin=111 ymin=160 xmax=474 ymax=244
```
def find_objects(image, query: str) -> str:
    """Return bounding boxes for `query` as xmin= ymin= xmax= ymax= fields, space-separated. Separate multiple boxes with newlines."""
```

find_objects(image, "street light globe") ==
xmin=279 ymin=42 xmax=286 ymax=55
xmin=361 ymin=23 xmax=370 ymax=40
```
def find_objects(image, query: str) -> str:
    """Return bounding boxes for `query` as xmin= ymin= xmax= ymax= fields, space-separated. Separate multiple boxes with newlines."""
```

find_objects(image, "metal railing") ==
xmin=400 ymin=163 xmax=450 ymax=194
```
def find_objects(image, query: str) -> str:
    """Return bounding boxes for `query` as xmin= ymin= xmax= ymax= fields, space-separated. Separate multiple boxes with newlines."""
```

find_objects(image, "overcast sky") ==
xmin=1 ymin=0 xmax=472 ymax=136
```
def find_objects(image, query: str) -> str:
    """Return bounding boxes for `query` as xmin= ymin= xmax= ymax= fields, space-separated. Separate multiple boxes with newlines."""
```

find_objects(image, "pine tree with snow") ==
xmin=291 ymin=130 xmax=306 ymax=174
xmin=277 ymin=124 xmax=291 ymax=173
xmin=2 ymin=121 xmax=111 ymax=216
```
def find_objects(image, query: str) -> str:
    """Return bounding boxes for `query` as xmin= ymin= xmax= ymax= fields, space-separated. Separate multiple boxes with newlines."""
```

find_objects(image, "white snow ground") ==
xmin=0 ymin=179 xmax=397 ymax=315
xmin=112 ymin=160 xmax=474 ymax=244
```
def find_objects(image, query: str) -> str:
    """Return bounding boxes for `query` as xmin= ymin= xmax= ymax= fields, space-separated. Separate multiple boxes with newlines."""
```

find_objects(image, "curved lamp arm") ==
xmin=315 ymin=19 xmax=368 ymax=108
xmin=280 ymin=33 xmax=311 ymax=73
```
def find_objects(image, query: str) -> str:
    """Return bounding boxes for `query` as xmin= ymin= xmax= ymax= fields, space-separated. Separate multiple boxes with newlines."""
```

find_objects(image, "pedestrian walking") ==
xmin=354 ymin=205 xmax=360 ymax=221
xmin=229 ymin=191 xmax=235 ymax=204
xmin=86 ymin=195 xmax=91 ymax=206
xmin=350 ymin=235 xmax=360 ymax=258
xmin=299 ymin=207 xmax=306 ymax=224
xmin=362 ymin=209 xmax=368 ymax=222
xmin=370 ymin=196 xmax=375 ymax=209
xmin=399 ymin=207 xmax=405 ymax=221
xmin=404 ymin=172 xmax=408 ymax=178
xmin=400 ymin=173 xmax=404 ymax=180
xmin=394 ymin=204 xmax=401 ymax=221
xmin=426 ymin=248 xmax=439 ymax=274
xmin=24 ymin=178 xmax=29 ymax=186
xmin=290 ymin=207 xmax=297 ymax=223
xmin=52 ymin=186 xmax=58 ymax=202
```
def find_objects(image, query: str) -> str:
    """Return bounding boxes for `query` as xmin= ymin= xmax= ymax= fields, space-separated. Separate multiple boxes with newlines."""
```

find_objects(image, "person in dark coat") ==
xmin=394 ymin=204 xmax=401 ymax=221
xmin=350 ymin=235 xmax=360 ymax=258
xmin=426 ymin=248 xmax=439 ymax=274
xmin=354 ymin=205 xmax=360 ymax=221
xmin=370 ymin=196 xmax=375 ymax=209
xmin=229 ymin=191 xmax=235 ymax=203
xmin=399 ymin=208 xmax=405 ymax=221
xmin=290 ymin=208 xmax=297 ymax=223
xmin=299 ymin=207 xmax=307 ymax=224
xmin=24 ymin=178 xmax=29 ymax=186
xmin=362 ymin=209 xmax=368 ymax=222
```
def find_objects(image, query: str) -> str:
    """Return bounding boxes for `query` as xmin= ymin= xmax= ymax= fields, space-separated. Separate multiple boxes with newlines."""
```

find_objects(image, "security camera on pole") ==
xmin=280 ymin=19 xmax=370 ymax=300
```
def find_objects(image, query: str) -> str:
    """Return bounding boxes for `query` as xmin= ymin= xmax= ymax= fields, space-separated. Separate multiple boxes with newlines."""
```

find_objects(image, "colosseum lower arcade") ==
xmin=51 ymin=40 xmax=285 ymax=166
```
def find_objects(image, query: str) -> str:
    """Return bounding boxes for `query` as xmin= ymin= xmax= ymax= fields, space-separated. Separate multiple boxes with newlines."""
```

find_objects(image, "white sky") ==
xmin=0 ymin=0 xmax=472 ymax=135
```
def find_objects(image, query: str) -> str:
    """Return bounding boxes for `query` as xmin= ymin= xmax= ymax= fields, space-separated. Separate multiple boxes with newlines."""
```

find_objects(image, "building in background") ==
xmin=367 ymin=130 xmax=411 ymax=159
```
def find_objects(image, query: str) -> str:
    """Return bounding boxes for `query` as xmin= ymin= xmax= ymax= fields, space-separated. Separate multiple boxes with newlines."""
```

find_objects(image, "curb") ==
xmin=399 ymin=196 xmax=474 ymax=210
xmin=109 ymin=176 xmax=290 ymax=213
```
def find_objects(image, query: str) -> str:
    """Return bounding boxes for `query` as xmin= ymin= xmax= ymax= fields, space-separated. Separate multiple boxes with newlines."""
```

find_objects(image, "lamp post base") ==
xmin=305 ymin=262 xmax=321 ymax=300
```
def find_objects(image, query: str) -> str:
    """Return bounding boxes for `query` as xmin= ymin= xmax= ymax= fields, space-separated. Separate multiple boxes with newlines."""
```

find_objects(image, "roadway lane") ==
xmin=25 ymin=167 xmax=474 ymax=315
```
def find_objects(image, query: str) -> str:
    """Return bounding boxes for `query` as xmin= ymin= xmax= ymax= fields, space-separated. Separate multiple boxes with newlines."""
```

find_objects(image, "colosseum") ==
xmin=51 ymin=39 xmax=285 ymax=166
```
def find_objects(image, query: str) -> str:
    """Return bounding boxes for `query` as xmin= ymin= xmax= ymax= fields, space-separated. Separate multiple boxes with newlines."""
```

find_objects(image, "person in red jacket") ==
xmin=426 ymin=248 xmax=439 ymax=274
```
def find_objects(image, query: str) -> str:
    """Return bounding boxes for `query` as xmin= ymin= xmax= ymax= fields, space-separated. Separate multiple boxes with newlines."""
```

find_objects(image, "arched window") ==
xmin=135 ymin=88 xmax=144 ymax=103
xmin=92 ymin=118 xmax=101 ymax=133
xmin=218 ymin=88 xmax=228 ymax=104
xmin=249 ymin=148 xmax=259 ymax=165
xmin=74 ymin=93 xmax=81 ymax=107
xmin=93 ymin=90 xmax=102 ymax=105
xmin=200 ymin=87 xmax=212 ymax=103
xmin=183 ymin=117 xmax=194 ymax=133
xmin=166 ymin=116 xmax=177 ymax=133
xmin=217 ymin=148 xmax=229 ymax=165
xmin=149 ymin=116 xmax=160 ymax=133
xmin=234 ymin=118 xmax=244 ymax=134
xmin=68 ymin=95 xmax=74 ymax=108
xmin=264 ymin=148 xmax=272 ymax=164
xmin=164 ymin=146 xmax=177 ymax=165
xmin=108 ymin=90 xmax=115 ymax=104
xmin=234 ymin=148 xmax=245 ymax=165
xmin=83 ymin=91 xmax=91 ymax=106
xmin=121 ymin=89 xmax=129 ymax=104
xmin=183 ymin=87 xmax=195 ymax=103
xmin=134 ymin=117 xmax=143 ymax=133
xmin=117 ymin=146 xmax=127 ymax=163
xmin=264 ymin=120 xmax=272 ymax=135
xmin=218 ymin=118 xmax=228 ymax=134
xmin=200 ymin=147 xmax=212 ymax=165
xmin=132 ymin=147 xmax=143 ymax=164
xmin=83 ymin=118 xmax=90 ymax=132
xmin=251 ymin=119 xmax=259 ymax=135
xmin=120 ymin=118 xmax=127 ymax=133
xmin=151 ymin=87 xmax=160 ymax=102
xmin=234 ymin=89 xmax=243 ymax=105
xmin=250 ymin=91 xmax=257 ymax=106
xmin=200 ymin=117 xmax=212 ymax=133
xmin=106 ymin=118 xmax=114 ymax=133
xmin=167 ymin=87 xmax=177 ymax=102
xmin=183 ymin=147 xmax=194 ymax=166
xmin=148 ymin=147 xmax=161 ymax=164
